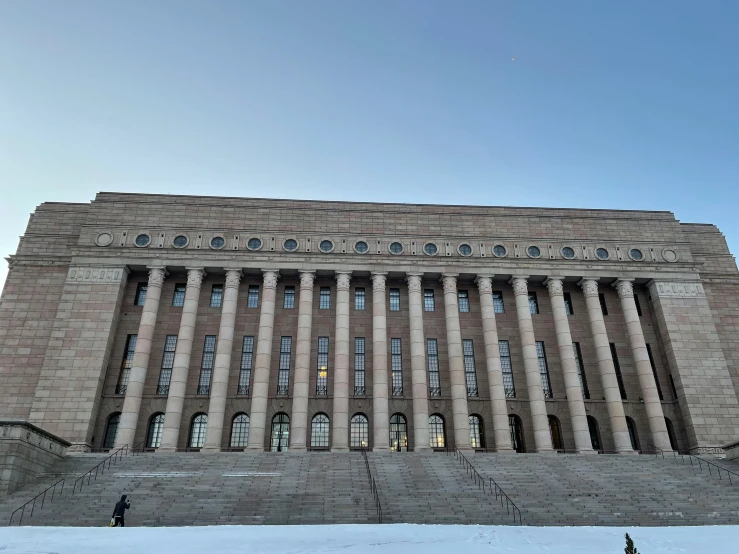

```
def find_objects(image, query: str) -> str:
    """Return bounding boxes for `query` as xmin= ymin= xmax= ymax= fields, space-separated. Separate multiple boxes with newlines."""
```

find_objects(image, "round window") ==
xmin=354 ymin=241 xmax=369 ymax=254
xmin=561 ymin=246 xmax=575 ymax=259
xmin=459 ymin=243 xmax=472 ymax=256
xmin=629 ymin=248 xmax=644 ymax=261
xmin=173 ymin=235 xmax=188 ymax=248
xmin=493 ymin=244 xmax=507 ymax=257
xmin=319 ymin=240 xmax=334 ymax=253
xmin=248 ymin=238 xmax=262 ymax=250
xmin=527 ymin=245 xmax=541 ymax=258
xmin=284 ymin=239 xmax=298 ymax=251
xmin=389 ymin=242 xmax=403 ymax=255
xmin=210 ymin=236 xmax=225 ymax=249
xmin=135 ymin=234 xmax=151 ymax=247
xmin=424 ymin=243 xmax=438 ymax=256
xmin=595 ymin=247 xmax=609 ymax=260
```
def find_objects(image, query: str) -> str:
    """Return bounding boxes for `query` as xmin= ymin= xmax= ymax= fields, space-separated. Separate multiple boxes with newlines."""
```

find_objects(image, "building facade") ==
xmin=1 ymin=193 xmax=738 ymax=455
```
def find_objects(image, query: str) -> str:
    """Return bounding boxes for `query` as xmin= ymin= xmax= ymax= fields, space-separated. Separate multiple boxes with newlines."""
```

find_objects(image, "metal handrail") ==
xmin=646 ymin=443 xmax=739 ymax=485
xmin=361 ymin=450 xmax=383 ymax=523
xmin=9 ymin=479 xmax=65 ymax=526
xmin=73 ymin=444 xmax=130 ymax=494
xmin=446 ymin=447 xmax=523 ymax=525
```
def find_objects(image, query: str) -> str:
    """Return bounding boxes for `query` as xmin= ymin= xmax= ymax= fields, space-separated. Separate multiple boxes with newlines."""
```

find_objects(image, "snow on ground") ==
xmin=0 ymin=524 xmax=736 ymax=554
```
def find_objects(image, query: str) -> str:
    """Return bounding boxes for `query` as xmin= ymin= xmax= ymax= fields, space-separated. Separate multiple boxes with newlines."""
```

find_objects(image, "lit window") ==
xmin=238 ymin=336 xmax=254 ymax=395
xmin=156 ymin=335 xmax=178 ymax=395
xmin=427 ymin=339 xmax=440 ymax=396
xmin=316 ymin=337 xmax=329 ymax=395
xmin=311 ymin=414 xmax=330 ymax=449
xmin=172 ymin=284 xmax=186 ymax=307
xmin=350 ymin=414 xmax=369 ymax=449
xmin=355 ymin=288 xmax=365 ymax=310
xmin=210 ymin=284 xmax=223 ymax=308
xmin=319 ymin=287 xmax=331 ymax=309
xmin=536 ymin=341 xmax=552 ymax=398
xmin=389 ymin=288 xmax=400 ymax=311
xmin=284 ymin=286 xmax=295 ymax=309
xmin=469 ymin=415 xmax=484 ymax=449
xmin=423 ymin=289 xmax=435 ymax=311
xmin=429 ymin=414 xmax=446 ymax=448
xmin=247 ymin=285 xmax=259 ymax=308
xmin=458 ymin=290 xmax=470 ymax=312
xmin=197 ymin=336 xmax=217 ymax=395
xmin=463 ymin=339 xmax=478 ymax=396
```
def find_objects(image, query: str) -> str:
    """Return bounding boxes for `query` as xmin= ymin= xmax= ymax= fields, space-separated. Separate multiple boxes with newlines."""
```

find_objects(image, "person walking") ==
xmin=110 ymin=494 xmax=130 ymax=527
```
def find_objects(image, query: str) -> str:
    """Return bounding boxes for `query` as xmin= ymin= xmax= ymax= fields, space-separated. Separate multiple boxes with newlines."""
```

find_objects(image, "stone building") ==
xmin=1 ymin=192 xmax=738 ymax=456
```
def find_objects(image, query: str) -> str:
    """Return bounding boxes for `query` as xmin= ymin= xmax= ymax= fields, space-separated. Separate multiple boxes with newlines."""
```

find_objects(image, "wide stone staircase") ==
xmin=470 ymin=453 xmax=739 ymax=526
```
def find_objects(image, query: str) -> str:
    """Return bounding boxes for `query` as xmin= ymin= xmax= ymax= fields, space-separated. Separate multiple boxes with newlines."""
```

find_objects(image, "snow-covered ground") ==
xmin=0 ymin=524 xmax=736 ymax=554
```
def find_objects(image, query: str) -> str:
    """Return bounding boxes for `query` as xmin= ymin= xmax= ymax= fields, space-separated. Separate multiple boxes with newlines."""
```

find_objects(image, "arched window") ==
xmin=587 ymin=416 xmax=602 ymax=451
xmin=469 ymin=414 xmax=485 ymax=449
xmin=664 ymin=417 xmax=678 ymax=451
xmin=508 ymin=414 xmax=525 ymax=453
xmin=429 ymin=414 xmax=445 ymax=448
xmin=189 ymin=413 xmax=208 ymax=448
xmin=311 ymin=413 xmax=330 ymax=449
xmin=271 ymin=412 xmax=290 ymax=452
xmin=548 ymin=415 xmax=563 ymax=450
xmin=146 ymin=413 xmax=164 ymax=448
xmin=626 ymin=416 xmax=640 ymax=451
xmin=389 ymin=413 xmax=408 ymax=452
xmin=103 ymin=412 xmax=121 ymax=449
xmin=350 ymin=414 xmax=369 ymax=449
xmin=230 ymin=413 xmax=250 ymax=448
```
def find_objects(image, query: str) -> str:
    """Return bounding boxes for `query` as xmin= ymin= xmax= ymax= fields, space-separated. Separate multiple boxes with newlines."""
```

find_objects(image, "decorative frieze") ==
xmin=648 ymin=280 xmax=705 ymax=299
xmin=66 ymin=266 xmax=128 ymax=284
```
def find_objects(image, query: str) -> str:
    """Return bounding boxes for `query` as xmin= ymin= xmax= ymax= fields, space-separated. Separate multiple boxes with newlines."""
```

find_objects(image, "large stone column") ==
xmin=159 ymin=268 xmax=206 ymax=451
xmin=246 ymin=270 xmax=280 ymax=451
xmin=475 ymin=275 xmax=514 ymax=452
xmin=371 ymin=272 xmax=390 ymax=451
xmin=331 ymin=272 xmax=352 ymax=451
xmin=441 ymin=274 xmax=471 ymax=450
xmin=116 ymin=267 xmax=166 ymax=448
xmin=290 ymin=271 xmax=316 ymax=452
xmin=545 ymin=276 xmax=594 ymax=453
xmin=579 ymin=278 xmax=633 ymax=453
xmin=407 ymin=273 xmax=431 ymax=452
xmin=202 ymin=269 xmax=242 ymax=451
xmin=614 ymin=278 xmax=673 ymax=452
xmin=509 ymin=276 xmax=553 ymax=452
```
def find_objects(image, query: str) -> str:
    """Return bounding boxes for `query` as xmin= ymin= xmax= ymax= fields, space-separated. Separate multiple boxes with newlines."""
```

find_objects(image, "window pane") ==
xmin=230 ymin=414 xmax=250 ymax=448
xmin=189 ymin=414 xmax=207 ymax=448
xmin=563 ymin=293 xmax=574 ymax=315
xmin=463 ymin=339 xmax=478 ymax=396
xmin=458 ymin=291 xmax=470 ymax=312
xmin=284 ymin=286 xmax=295 ymax=309
xmin=210 ymin=284 xmax=223 ymax=308
xmin=528 ymin=292 xmax=539 ymax=314
xmin=197 ymin=336 xmax=216 ymax=395
xmin=572 ymin=342 xmax=590 ymax=399
xmin=311 ymin=414 xmax=330 ymax=448
xmin=599 ymin=293 xmax=608 ymax=316
xmin=424 ymin=289 xmax=435 ymax=311
xmin=278 ymin=337 xmax=292 ymax=394
xmin=316 ymin=337 xmax=329 ymax=395
xmin=156 ymin=335 xmax=178 ymax=395
xmin=248 ymin=285 xmax=259 ymax=308
xmin=493 ymin=291 xmax=504 ymax=313
xmin=389 ymin=288 xmax=400 ymax=311
xmin=536 ymin=341 xmax=552 ymax=398
xmin=499 ymin=340 xmax=516 ymax=398
xmin=355 ymin=288 xmax=365 ymax=310
xmin=173 ymin=284 xmax=186 ymax=307
xmin=238 ymin=336 xmax=254 ymax=395
xmin=147 ymin=414 xmax=164 ymax=448
xmin=135 ymin=283 xmax=147 ymax=306
xmin=391 ymin=338 xmax=403 ymax=395
xmin=116 ymin=334 xmax=138 ymax=395
xmin=610 ymin=343 xmax=626 ymax=399
xmin=469 ymin=415 xmax=484 ymax=449
xmin=354 ymin=338 xmax=365 ymax=395
xmin=646 ymin=344 xmax=664 ymax=400
xmin=427 ymin=339 xmax=440 ymax=396
xmin=429 ymin=415 xmax=445 ymax=448
xmin=350 ymin=414 xmax=369 ymax=449
xmin=320 ymin=287 xmax=331 ymax=309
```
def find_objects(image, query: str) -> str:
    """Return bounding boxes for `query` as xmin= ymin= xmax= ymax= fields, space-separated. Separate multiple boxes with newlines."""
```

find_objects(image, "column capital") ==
xmin=185 ymin=267 xmax=206 ymax=287
xmin=406 ymin=273 xmax=423 ymax=293
xmin=261 ymin=269 xmax=280 ymax=290
xmin=613 ymin=278 xmax=635 ymax=299
xmin=475 ymin=275 xmax=494 ymax=295
xmin=544 ymin=276 xmax=565 ymax=297
xmin=441 ymin=273 xmax=458 ymax=294
xmin=371 ymin=272 xmax=387 ymax=292
xmin=578 ymin=277 xmax=600 ymax=297
xmin=335 ymin=271 xmax=352 ymax=291
xmin=146 ymin=267 xmax=168 ymax=288
xmin=224 ymin=269 xmax=242 ymax=289
xmin=299 ymin=270 xmax=316 ymax=290
xmin=508 ymin=275 xmax=529 ymax=296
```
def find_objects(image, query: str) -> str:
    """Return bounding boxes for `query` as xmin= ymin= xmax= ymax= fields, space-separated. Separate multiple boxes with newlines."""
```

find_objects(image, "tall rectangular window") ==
xmin=283 ymin=286 xmax=295 ymax=309
xmin=458 ymin=291 xmax=470 ymax=313
xmin=116 ymin=334 xmax=137 ymax=394
xmin=536 ymin=341 xmax=552 ymax=398
xmin=499 ymin=340 xmax=516 ymax=398
xmin=424 ymin=289 xmax=435 ymax=312
xmin=463 ymin=339 xmax=478 ymax=396
xmin=599 ymin=293 xmax=609 ymax=316
xmin=391 ymin=338 xmax=403 ymax=396
xmin=427 ymin=339 xmax=440 ymax=396
xmin=210 ymin=284 xmax=223 ymax=308
xmin=172 ymin=284 xmax=186 ymax=307
xmin=493 ymin=291 xmax=505 ymax=313
xmin=134 ymin=283 xmax=147 ymax=306
xmin=247 ymin=285 xmax=259 ymax=308
xmin=529 ymin=292 xmax=539 ymax=314
xmin=197 ymin=336 xmax=217 ymax=395
xmin=316 ymin=337 xmax=329 ymax=395
xmin=277 ymin=337 xmax=292 ymax=395
xmin=354 ymin=337 xmax=366 ymax=395
xmin=156 ymin=335 xmax=178 ymax=395
xmin=634 ymin=293 xmax=643 ymax=316
xmin=564 ymin=293 xmax=574 ymax=315
xmin=645 ymin=343 xmax=664 ymax=400
xmin=609 ymin=343 xmax=626 ymax=399
xmin=389 ymin=288 xmax=400 ymax=311
xmin=238 ymin=336 xmax=254 ymax=395
xmin=355 ymin=288 xmax=365 ymax=310
xmin=572 ymin=342 xmax=590 ymax=399
xmin=319 ymin=287 xmax=331 ymax=309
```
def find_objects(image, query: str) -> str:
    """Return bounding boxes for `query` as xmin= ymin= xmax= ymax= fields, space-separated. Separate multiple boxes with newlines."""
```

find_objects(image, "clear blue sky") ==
xmin=1 ymin=1 xmax=737 ymax=291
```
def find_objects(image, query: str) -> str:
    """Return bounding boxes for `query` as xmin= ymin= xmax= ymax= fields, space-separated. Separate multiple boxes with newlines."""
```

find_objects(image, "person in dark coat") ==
xmin=111 ymin=494 xmax=130 ymax=527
